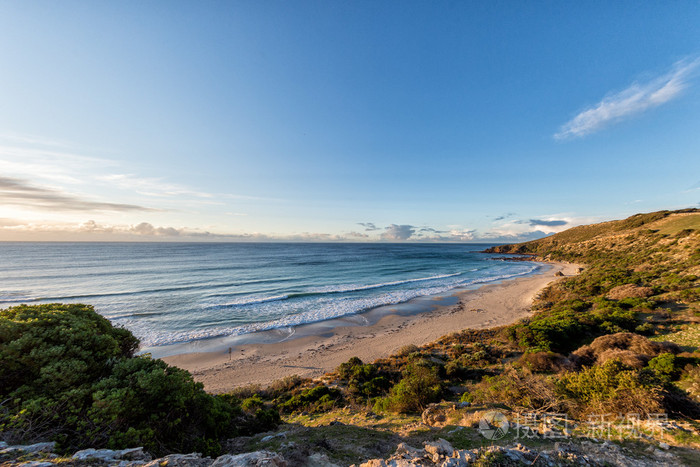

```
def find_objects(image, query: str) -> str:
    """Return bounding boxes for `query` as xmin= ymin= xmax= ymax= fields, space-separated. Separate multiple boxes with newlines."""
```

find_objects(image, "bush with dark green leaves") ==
xmin=0 ymin=304 xmax=277 ymax=456
xmin=646 ymin=353 xmax=679 ymax=384
xmin=507 ymin=299 xmax=640 ymax=353
xmin=336 ymin=357 xmax=392 ymax=399
xmin=276 ymin=385 xmax=343 ymax=413
xmin=556 ymin=359 xmax=663 ymax=416
xmin=374 ymin=363 xmax=442 ymax=413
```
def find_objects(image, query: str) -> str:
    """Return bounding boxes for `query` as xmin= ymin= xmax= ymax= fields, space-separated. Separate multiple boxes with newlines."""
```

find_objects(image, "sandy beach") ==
xmin=164 ymin=261 xmax=580 ymax=393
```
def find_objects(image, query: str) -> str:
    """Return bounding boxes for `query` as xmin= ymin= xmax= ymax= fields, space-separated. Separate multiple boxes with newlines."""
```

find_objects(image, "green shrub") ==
xmin=265 ymin=374 xmax=307 ymax=398
xmin=336 ymin=357 xmax=392 ymax=399
xmin=394 ymin=344 xmax=420 ymax=357
xmin=467 ymin=368 xmax=565 ymax=412
xmin=646 ymin=353 xmax=679 ymax=384
xmin=557 ymin=359 xmax=663 ymax=416
xmin=445 ymin=360 xmax=468 ymax=379
xmin=277 ymin=385 xmax=342 ymax=413
xmin=518 ymin=351 xmax=568 ymax=373
xmin=507 ymin=298 xmax=639 ymax=353
xmin=0 ymin=303 xmax=138 ymax=397
xmin=241 ymin=394 xmax=265 ymax=411
xmin=374 ymin=363 xmax=442 ymax=413
xmin=0 ymin=304 xmax=277 ymax=456
xmin=87 ymin=356 xmax=237 ymax=455
xmin=635 ymin=322 xmax=655 ymax=335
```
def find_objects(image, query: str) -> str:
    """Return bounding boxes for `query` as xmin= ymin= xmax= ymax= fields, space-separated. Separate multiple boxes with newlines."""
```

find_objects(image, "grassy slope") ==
xmin=487 ymin=208 xmax=699 ymax=261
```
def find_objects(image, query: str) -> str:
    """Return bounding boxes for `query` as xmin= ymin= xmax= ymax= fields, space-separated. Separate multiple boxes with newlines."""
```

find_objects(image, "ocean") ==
xmin=0 ymin=242 xmax=538 ymax=353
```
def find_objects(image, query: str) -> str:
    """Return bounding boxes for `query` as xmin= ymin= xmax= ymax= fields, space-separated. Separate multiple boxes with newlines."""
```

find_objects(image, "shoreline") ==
xmin=163 ymin=261 xmax=581 ymax=393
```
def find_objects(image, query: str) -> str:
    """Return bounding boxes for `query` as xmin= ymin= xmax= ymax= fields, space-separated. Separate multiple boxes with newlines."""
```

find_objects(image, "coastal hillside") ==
xmin=2 ymin=208 xmax=700 ymax=466
xmin=487 ymin=208 xmax=700 ymax=262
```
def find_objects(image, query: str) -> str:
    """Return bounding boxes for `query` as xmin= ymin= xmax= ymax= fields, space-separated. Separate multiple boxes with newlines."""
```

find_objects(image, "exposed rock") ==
xmin=260 ymin=432 xmax=287 ymax=443
xmin=555 ymin=271 xmax=565 ymax=276
xmin=358 ymin=460 xmax=387 ymax=467
xmin=423 ymin=439 xmax=454 ymax=463
xmin=394 ymin=443 xmax=424 ymax=459
xmin=421 ymin=405 xmax=447 ymax=427
xmin=306 ymin=452 xmax=342 ymax=467
xmin=356 ymin=439 xmax=691 ymax=467
xmin=210 ymin=451 xmax=286 ymax=467
xmin=72 ymin=447 xmax=151 ymax=462
xmin=144 ymin=453 xmax=213 ymax=467
xmin=0 ymin=442 xmax=56 ymax=455
xmin=438 ymin=458 xmax=466 ymax=467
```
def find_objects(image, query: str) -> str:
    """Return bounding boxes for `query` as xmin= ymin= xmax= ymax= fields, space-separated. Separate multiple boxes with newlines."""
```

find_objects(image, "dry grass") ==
xmin=651 ymin=324 xmax=700 ymax=352
xmin=647 ymin=212 xmax=700 ymax=236
xmin=571 ymin=332 xmax=679 ymax=368
xmin=606 ymin=284 xmax=654 ymax=300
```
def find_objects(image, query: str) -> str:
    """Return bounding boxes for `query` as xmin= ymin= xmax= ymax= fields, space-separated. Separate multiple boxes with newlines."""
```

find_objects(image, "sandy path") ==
xmin=164 ymin=262 xmax=580 ymax=393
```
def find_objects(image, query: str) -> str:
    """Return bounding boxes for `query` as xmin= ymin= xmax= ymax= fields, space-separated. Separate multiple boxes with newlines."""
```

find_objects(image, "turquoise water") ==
xmin=0 ymin=242 xmax=537 ymax=349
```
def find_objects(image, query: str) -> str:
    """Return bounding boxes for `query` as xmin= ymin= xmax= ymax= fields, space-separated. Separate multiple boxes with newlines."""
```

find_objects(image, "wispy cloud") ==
xmin=555 ymin=57 xmax=700 ymax=140
xmin=528 ymin=219 xmax=568 ymax=227
xmin=0 ymin=176 xmax=155 ymax=213
xmin=493 ymin=212 xmax=517 ymax=222
xmin=96 ymin=174 xmax=215 ymax=198
xmin=419 ymin=227 xmax=448 ymax=234
xmin=358 ymin=222 xmax=380 ymax=231
xmin=0 ymin=133 xmax=266 ymax=214
xmin=0 ymin=143 xmax=116 ymax=186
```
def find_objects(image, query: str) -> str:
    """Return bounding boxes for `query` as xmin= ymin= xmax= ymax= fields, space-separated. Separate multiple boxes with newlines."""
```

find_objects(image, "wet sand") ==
xmin=163 ymin=261 xmax=580 ymax=393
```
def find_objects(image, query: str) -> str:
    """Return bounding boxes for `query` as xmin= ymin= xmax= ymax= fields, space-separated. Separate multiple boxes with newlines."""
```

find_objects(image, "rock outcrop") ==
xmin=352 ymin=439 xmax=683 ymax=467
xmin=0 ymin=444 xmax=285 ymax=467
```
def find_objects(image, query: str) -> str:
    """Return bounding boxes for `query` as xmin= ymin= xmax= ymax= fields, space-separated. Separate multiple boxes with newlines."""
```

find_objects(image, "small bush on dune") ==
xmin=606 ymin=284 xmax=654 ymax=300
xmin=646 ymin=353 xmax=679 ymax=383
xmin=394 ymin=344 xmax=420 ymax=357
xmin=277 ymin=385 xmax=343 ymax=414
xmin=518 ymin=351 xmax=570 ymax=373
xmin=265 ymin=374 xmax=307 ymax=398
xmin=507 ymin=308 xmax=587 ymax=353
xmin=335 ymin=357 xmax=393 ymax=400
xmin=227 ymin=384 xmax=263 ymax=400
xmin=571 ymin=332 xmax=679 ymax=368
xmin=468 ymin=367 xmax=568 ymax=413
xmin=374 ymin=363 xmax=442 ymax=413
xmin=557 ymin=359 xmax=663 ymax=417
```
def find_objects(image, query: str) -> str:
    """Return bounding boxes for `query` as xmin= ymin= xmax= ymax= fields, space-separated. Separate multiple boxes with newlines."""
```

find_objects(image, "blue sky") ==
xmin=0 ymin=1 xmax=699 ymax=241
